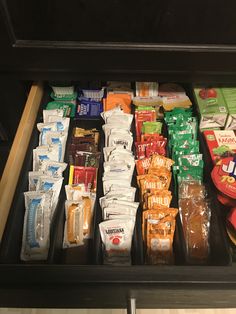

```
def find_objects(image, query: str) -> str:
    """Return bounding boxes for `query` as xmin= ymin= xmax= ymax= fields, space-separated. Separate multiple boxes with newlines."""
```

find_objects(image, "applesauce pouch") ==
xmin=63 ymin=200 xmax=84 ymax=248
xmin=82 ymin=195 xmax=96 ymax=239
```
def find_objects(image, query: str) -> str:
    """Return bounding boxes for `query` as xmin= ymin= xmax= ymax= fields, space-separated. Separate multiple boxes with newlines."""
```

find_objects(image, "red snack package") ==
xmin=69 ymin=165 xmax=97 ymax=191
xmin=141 ymin=133 xmax=164 ymax=142
xmin=145 ymin=142 xmax=166 ymax=157
xmin=135 ymin=110 xmax=156 ymax=142
xmin=135 ymin=141 xmax=166 ymax=159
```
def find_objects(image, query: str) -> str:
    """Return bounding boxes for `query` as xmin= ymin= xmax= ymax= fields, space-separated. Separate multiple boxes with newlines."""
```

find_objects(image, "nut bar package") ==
xmin=74 ymin=151 xmax=100 ymax=168
xmin=69 ymin=165 xmax=97 ymax=192
xmin=178 ymin=181 xmax=211 ymax=264
xmin=143 ymin=207 xmax=178 ymax=265
xmin=73 ymin=127 xmax=99 ymax=147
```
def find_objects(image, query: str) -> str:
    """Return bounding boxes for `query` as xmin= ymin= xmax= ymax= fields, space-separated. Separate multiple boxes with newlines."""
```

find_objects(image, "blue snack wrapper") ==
xmin=76 ymin=97 xmax=103 ymax=118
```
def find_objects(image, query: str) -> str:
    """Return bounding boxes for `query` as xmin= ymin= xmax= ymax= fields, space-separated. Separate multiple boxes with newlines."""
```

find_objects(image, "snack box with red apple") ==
xmin=193 ymin=87 xmax=228 ymax=130
xmin=204 ymin=130 xmax=236 ymax=163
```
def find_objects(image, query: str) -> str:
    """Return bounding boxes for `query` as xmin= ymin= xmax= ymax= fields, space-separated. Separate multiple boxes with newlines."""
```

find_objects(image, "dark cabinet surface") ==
xmin=1 ymin=0 xmax=236 ymax=309
xmin=2 ymin=0 xmax=236 ymax=82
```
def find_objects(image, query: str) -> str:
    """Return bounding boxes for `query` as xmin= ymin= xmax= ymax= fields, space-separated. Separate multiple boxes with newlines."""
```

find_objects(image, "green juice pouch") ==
xmin=46 ymin=101 xmax=76 ymax=118
xmin=142 ymin=121 xmax=162 ymax=134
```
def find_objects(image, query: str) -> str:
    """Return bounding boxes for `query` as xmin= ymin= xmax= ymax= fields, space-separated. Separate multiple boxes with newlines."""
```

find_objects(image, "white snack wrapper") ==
xmin=43 ymin=109 xmax=64 ymax=123
xmin=45 ymin=131 xmax=67 ymax=162
xmin=103 ymin=179 xmax=131 ymax=195
xmin=39 ymin=160 xmax=67 ymax=177
xmin=100 ymin=106 xmax=123 ymax=122
xmin=28 ymin=171 xmax=45 ymax=191
xmin=99 ymin=219 xmax=135 ymax=265
xmin=33 ymin=145 xmax=60 ymax=171
xmin=36 ymin=176 xmax=63 ymax=216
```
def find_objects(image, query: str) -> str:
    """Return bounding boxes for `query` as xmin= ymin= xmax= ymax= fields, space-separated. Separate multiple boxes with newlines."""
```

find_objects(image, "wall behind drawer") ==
xmin=0 ymin=309 xmax=236 ymax=314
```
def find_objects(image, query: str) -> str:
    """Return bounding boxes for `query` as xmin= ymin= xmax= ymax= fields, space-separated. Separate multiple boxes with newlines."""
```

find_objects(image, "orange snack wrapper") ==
xmin=136 ymin=157 xmax=151 ymax=175
xmin=147 ymin=190 xmax=172 ymax=209
xmin=143 ymin=208 xmax=178 ymax=264
xmin=67 ymin=202 xmax=83 ymax=245
xmin=148 ymin=167 xmax=172 ymax=190
xmin=149 ymin=154 xmax=174 ymax=171
xmin=104 ymin=93 xmax=132 ymax=113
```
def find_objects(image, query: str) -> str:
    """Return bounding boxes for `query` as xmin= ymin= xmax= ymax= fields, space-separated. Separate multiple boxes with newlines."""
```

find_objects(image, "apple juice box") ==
xmin=193 ymin=86 xmax=228 ymax=130
xmin=221 ymin=87 xmax=236 ymax=130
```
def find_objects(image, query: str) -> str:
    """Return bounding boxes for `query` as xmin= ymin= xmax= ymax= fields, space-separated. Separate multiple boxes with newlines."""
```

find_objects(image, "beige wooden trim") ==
xmin=0 ymin=82 xmax=44 ymax=241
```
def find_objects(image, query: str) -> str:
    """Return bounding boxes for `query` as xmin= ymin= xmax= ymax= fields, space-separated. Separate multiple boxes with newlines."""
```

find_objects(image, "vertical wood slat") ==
xmin=0 ymin=82 xmax=43 ymax=241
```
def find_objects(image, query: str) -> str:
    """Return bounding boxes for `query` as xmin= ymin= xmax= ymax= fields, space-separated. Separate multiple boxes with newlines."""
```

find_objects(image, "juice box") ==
xmin=221 ymin=87 xmax=236 ymax=130
xmin=193 ymin=87 xmax=228 ymax=130
xmin=203 ymin=130 xmax=236 ymax=163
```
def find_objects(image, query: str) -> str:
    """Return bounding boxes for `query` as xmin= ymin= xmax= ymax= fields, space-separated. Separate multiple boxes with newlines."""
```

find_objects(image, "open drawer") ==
xmin=0 ymin=82 xmax=235 ymax=310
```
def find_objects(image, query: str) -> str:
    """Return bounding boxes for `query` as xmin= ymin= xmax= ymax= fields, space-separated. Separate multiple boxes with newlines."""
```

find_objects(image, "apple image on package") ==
xmin=199 ymin=88 xmax=217 ymax=99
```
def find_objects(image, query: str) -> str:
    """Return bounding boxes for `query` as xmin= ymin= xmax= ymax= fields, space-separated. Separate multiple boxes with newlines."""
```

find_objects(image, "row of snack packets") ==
xmin=134 ymin=83 xmax=178 ymax=265
xmin=99 ymin=106 xmax=138 ymax=265
xmin=21 ymin=86 xmax=71 ymax=261
xmin=165 ymin=107 xmax=211 ymax=264
xmin=64 ymin=127 xmax=100 ymax=248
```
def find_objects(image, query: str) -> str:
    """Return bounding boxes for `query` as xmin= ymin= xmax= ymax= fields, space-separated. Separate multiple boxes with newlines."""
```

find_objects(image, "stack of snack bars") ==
xmin=99 ymin=106 xmax=138 ymax=265
xmin=165 ymin=106 xmax=211 ymax=264
xmin=21 ymin=86 xmax=72 ymax=261
xmin=65 ymin=127 xmax=100 ymax=248
xmin=134 ymin=82 xmax=178 ymax=265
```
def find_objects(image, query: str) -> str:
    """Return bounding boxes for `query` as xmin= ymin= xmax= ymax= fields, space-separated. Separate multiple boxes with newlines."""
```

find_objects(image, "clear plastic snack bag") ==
xmin=21 ymin=191 xmax=52 ymax=261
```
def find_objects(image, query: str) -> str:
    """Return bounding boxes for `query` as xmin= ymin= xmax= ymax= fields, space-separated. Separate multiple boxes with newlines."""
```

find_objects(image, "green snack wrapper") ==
xmin=178 ymin=154 xmax=203 ymax=167
xmin=142 ymin=121 xmax=162 ymax=134
xmin=46 ymin=101 xmax=76 ymax=117
xmin=51 ymin=91 xmax=77 ymax=102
